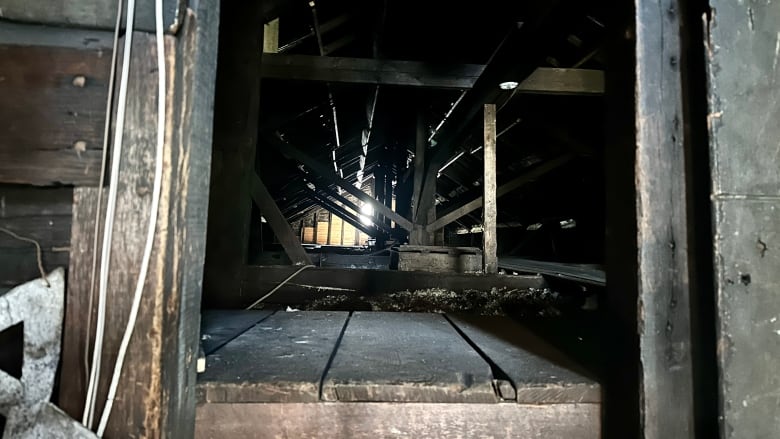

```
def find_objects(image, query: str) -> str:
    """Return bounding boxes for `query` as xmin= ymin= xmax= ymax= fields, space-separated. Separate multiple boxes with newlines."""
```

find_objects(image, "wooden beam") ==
xmin=240 ymin=265 xmax=546 ymax=308
xmin=427 ymin=154 xmax=575 ymax=232
xmin=706 ymin=1 xmax=780 ymax=438
xmin=260 ymin=53 xmax=604 ymax=94
xmin=304 ymin=187 xmax=381 ymax=238
xmin=482 ymin=104 xmax=497 ymax=274
xmin=250 ymin=174 xmax=311 ymax=265
xmin=0 ymin=0 xmax=182 ymax=33
xmin=0 ymin=21 xmax=113 ymax=186
xmin=197 ymin=402 xmax=599 ymax=438
xmin=59 ymin=6 xmax=219 ymax=437
xmin=634 ymin=0 xmax=694 ymax=437
xmin=266 ymin=135 xmax=414 ymax=231
xmin=202 ymin=1 xmax=264 ymax=307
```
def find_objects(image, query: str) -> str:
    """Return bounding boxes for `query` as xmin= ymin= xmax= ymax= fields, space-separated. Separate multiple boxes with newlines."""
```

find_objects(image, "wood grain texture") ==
xmin=706 ymin=1 xmax=780 ymax=437
xmin=59 ymin=6 xmax=219 ymax=437
xmin=447 ymin=314 xmax=600 ymax=404
xmin=197 ymin=311 xmax=349 ymax=403
xmin=0 ymin=186 xmax=72 ymax=287
xmin=195 ymin=402 xmax=600 ymax=439
xmin=482 ymin=104 xmax=497 ymax=274
xmin=0 ymin=21 xmax=113 ymax=186
xmin=322 ymin=312 xmax=497 ymax=403
xmin=634 ymin=0 xmax=694 ymax=437
xmin=0 ymin=0 xmax=183 ymax=33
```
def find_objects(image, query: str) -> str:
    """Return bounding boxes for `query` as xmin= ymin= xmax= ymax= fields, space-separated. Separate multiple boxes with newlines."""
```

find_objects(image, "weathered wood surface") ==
xmin=250 ymin=174 xmax=311 ymax=265
xmin=261 ymin=53 xmax=605 ymax=95
xmin=447 ymin=314 xmax=600 ymax=404
xmin=0 ymin=21 xmax=113 ymax=186
xmin=0 ymin=186 xmax=72 ymax=288
xmin=59 ymin=4 xmax=219 ymax=437
xmin=197 ymin=311 xmax=349 ymax=403
xmin=0 ymin=0 xmax=182 ymax=33
xmin=241 ymin=265 xmax=546 ymax=309
xmin=482 ymin=104 xmax=498 ymax=274
xmin=706 ymin=1 xmax=780 ymax=437
xmin=195 ymin=402 xmax=600 ymax=439
xmin=200 ymin=310 xmax=273 ymax=355
xmin=322 ymin=312 xmax=496 ymax=402
xmin=634 ymin=0 xmax=694 ymax=437
xmin=202 ymin=1 xmax=264 ymax=308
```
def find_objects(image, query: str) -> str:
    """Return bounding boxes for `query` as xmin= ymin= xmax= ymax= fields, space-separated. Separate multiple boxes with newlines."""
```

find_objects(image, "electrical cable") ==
xmin=96 ymin=0 xmax=165 ymax=433
xmin=84 ymin=0 xmax=123 ymax=395
xmin=82 ymin=0 xmax=136 ymax=428
xmin=246 ymin=265 xmax=315 ymax=310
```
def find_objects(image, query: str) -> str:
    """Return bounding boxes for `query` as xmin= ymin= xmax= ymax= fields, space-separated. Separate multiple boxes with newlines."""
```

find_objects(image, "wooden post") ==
xmin=410 ymin=110 xmax=436 ymax=245
xmin=250 ymin=174 xmax=311 ymax=265
xmin=202 ymin=1 xmax=264 ymax=307
xmin=633 ymin=0 xmax=695 ymax=437
xmin=482 ymin=104 xmax=497 ymax=274
xmin=706 ymin=1 xmax=780 ymax=437
xmin=59 ymin=4 xmax=219 ymax=437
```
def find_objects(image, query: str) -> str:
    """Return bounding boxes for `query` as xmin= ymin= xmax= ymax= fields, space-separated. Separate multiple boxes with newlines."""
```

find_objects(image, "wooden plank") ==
xmin=482 ymin=104 xmax=498 ymax=274
xmin=322 ymin=312 xmax=496 ymax=403
xmin=196 ymin=402 xmax=600 ymax=439
xmin=447 ymin=314 xmax=600 ymax=403
xmin=200 ymin=310 xmax=273 ymax=355
xmin=267 ymin=135 xmax=413 ymax=231
xmin=241 ymin=266 xmax=546 ymax=308
xmin=250 ymin=174 xmax=311 ymax=265
xmin=260 ymin=54 xmax=604 ymax=95
xmin=0 ymin=186 xmax=72 ymax=287
xmin=59 ymin=4 xmax=219 ymax=437
xmin=427 ymin=154 xmax=575 ymax=232
xmin=197 ymin=311 xmax=349 ymax=403
xmin=0 ymin=0 xmax=183 ymax=33
xmin=634 ymin=0 xmax=694 ymax=437
xmin=0 ymin=21 xmax=113 ymax=186
xmin=202 ymin=1 xmax=264 ymax=308
xmin=706 ymin=1 xmax=780 ymax=437
xmin=261 ymin=53 xmax=484 ymax=89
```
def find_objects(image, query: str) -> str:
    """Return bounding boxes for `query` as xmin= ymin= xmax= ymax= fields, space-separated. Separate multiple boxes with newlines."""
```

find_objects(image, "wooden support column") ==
xmin=59 ymin=5 xmax=219 ymax=437
xmin=202 ymin=1 xmax=264 ymax=307
xmin=706 ymin=1 xmax=780 ymax=437
xmin=250 ymin=174 xmax=311 ymax=265
xmin=410 ymin=110 xmax=436 ymax=245
xmin=482 ymin=104 xmax=497 ymax=274
xmin=633 ymin=0 xmax=695 ymax=437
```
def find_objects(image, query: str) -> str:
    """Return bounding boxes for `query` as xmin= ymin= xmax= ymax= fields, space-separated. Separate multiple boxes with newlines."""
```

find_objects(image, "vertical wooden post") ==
xmin=706 ymin=1 xmax=780 ymax=437
xmin=202 ymin=1 xmax=264 ymax=308
xmin=482 ymin=104 xmax=498 ymax=274
xmin=634 ymin=0 xmax=695 ymax=437
xmin=60 ymin=4 xmax=219 ymax=437
xmin=410 ymin=109 xmax=436 ymax=245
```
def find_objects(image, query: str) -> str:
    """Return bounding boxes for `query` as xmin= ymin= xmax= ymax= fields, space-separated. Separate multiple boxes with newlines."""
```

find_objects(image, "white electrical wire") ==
xmin=83 ymin=0 xmax=136 ymax=429
xmin=246 ymin=265 xmax=316 ymax=310
xmin=96 ymin=0 xmax=166 ymax=433
xmin=84 ymin=0 xmax=123 ymax=396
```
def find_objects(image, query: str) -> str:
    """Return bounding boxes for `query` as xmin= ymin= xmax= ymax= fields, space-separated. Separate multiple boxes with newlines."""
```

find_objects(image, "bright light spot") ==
xmin=359 ymin=204 xmax=373 ymax=225
xmin=499 ymin=81 xmax=519 ymax=90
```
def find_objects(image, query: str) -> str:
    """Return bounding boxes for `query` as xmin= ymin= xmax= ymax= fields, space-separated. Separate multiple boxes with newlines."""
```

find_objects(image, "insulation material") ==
xmin=302 ymin=227 xmax=315 ymax=244
xmin=342 ymin=223 xmax=356 ymax=246
xmin=329 ymin=216 xmax=343 ymax=245
xmin=316 ymin=222 xmax=329 ymax=245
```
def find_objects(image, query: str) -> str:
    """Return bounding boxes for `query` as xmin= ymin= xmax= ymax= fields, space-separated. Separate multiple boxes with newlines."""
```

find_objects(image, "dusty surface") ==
xmin=297 ymin=287 xmax=564 ymax=317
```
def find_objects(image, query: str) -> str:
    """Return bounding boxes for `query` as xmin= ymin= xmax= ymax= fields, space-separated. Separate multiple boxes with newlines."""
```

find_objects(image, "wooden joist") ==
xmin=482 ymin=104 xmax=498 ymax=274
xmin=427 ymin=154 xmax=575 ymax=232
xmin=260 ymin=53 xmax=605 ymax=94
xmin=250 ymin=173 xmax=312 ymax=265
xmin=266 ymin=135 xmax=414 ymax=231
xmin=0 ymin=21 xmax=113 ymax=186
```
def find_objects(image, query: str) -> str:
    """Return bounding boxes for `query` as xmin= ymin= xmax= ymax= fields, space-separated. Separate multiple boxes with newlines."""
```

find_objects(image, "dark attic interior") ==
xmin=1 ymin=0 xmax=779 ymax=437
